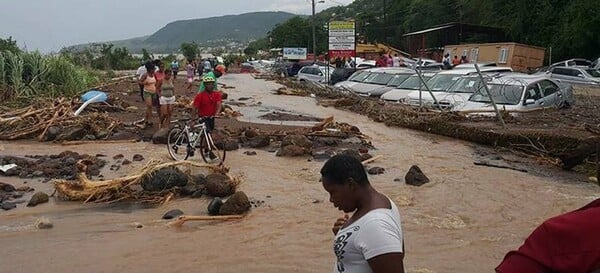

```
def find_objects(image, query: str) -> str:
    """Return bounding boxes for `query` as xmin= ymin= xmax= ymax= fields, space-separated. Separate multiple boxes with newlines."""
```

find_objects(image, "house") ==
xmin=444 ymin=42 xmax=546 ymax=72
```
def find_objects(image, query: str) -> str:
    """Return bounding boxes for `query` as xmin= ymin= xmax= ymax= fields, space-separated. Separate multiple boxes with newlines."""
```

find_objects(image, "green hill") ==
xmin=70 ymin=11 xmax=296 ymax=53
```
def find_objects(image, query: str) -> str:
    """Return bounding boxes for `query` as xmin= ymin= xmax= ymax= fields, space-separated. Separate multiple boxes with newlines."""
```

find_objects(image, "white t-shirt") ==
xmin=333 ymin=199 xmax=403 ymax=273
xmin=392 ymin=57 xmax=401 ymax=67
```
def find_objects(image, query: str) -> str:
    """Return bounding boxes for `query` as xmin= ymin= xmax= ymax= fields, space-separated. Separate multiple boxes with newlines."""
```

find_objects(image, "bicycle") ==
xmin=167 ymin=117 xmax=226 ymax=165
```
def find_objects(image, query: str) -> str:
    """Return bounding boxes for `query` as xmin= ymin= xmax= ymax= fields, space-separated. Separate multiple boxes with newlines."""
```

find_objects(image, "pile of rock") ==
xmin=0 ymin=151 xmax=106 ymax=180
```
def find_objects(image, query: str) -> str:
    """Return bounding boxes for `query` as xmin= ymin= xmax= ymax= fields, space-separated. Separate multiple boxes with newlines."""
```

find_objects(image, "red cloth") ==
xmin=376 ymin=58 xmax=387 ymax=67
xmin=496 ymin=198 xmax=600 ymax=273
xmin=192 ymin=91 xmax=222 ymax=117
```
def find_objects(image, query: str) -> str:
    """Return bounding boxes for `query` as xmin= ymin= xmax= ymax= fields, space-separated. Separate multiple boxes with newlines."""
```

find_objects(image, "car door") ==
xmin=522 ymin=83 xmax=544 ymax=110
xmin=537 ymin=80 xmax=561 ymax=107
xmin=550 ymin=67 xmax=574 ymax=83
xmin=298 ymin=67 xmax=309 ymax=81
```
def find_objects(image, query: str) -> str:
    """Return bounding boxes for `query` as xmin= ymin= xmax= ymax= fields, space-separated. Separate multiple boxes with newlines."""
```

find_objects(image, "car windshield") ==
xmin=427 ymin=74 xmax=463 ymax=91
xmin=469 ymin=84 xmax=524 ymax=105
xmin=349 ymin=71 xmax=370 ymax=82
xmin=397 ymin=75 xmax=433 ymax=90
xmin=573 ymin=60 xmax=592 ymax=66
xmin=363 ymin=73 xmax=395 ymax=85
xmin=386 ymin=74 xmax=413 ymax=87
xmin=585 ymin=69 xmax=600 ymax=78
xmin=449 ymin=77 xmax=488 ymax=93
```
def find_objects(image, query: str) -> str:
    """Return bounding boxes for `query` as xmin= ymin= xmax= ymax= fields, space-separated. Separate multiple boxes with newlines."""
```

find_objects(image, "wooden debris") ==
xmin=169 ymin=215 xmax=245 ymax=227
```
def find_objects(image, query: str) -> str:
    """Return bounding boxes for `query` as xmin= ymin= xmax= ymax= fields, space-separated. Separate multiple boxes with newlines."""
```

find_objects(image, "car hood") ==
xmin=381 ymin=88 xmax=419 ymax=101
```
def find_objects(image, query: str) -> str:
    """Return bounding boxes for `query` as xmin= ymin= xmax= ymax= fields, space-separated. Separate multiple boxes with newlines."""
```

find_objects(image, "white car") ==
xmin=334 ymin=69 xmax=371 ymax=91
xmin=352 ymin=68 xmax=415 ymax=97
xmin=455 ymin=75 xmax=575 ymax=114
xmin=380 ymin=73 xmax=437 ymax=103
xmin=297 ymin=65 xmax=333 ymax=83
xmin=403 ymin=67 xmax=512 ymax=108
xmin=545 ymin=66 xmax=600 ymax=86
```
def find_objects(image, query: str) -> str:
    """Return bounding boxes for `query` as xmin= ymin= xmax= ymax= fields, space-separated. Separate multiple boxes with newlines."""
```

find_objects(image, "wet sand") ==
xmin=1 ymin=74 xmax=599 ymax=273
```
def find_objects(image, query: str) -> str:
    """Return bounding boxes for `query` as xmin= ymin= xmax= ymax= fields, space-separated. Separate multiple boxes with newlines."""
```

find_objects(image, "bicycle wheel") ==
xmin=167 ymin=128 xmax=191 ymax=161
xmin=199 ymin=132 xmax=226 ymax=165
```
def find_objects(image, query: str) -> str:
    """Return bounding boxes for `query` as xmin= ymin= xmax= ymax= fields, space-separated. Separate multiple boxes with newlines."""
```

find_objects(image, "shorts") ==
xmin=199 ymin=117 xmax=215 ymax=132
xmin=159 ymin=96 xmax=176 ymax=105
xmin=143 ymin=90 xmax=157 ymax=100
xmin=187 ymin=77 xmax=193 ymax=83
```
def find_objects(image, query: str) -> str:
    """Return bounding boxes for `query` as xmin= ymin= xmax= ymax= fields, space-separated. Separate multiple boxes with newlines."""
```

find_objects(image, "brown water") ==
xmin=1 ymin=74 xmax=598 ymax=273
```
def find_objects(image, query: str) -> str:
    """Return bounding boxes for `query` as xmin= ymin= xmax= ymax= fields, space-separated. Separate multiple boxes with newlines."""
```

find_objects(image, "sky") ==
xmin=0 ymin=0 xmax=354 ymax=53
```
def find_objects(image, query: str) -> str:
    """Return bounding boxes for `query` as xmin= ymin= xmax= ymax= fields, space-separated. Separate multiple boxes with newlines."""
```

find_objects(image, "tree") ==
xmin=0 ymin=36 xmax=21 ymax=54
xmin=141 ymin=48 xmax=153 ymax=61
xmin=180 ymin=43 xmax=199 ymax=61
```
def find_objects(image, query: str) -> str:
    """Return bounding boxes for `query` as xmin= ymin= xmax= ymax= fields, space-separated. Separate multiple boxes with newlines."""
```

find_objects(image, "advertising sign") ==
xmin=328 ymin=21 xmax=356 ymax=59
xmin=283 ymin=47 xmax=307 ymax=60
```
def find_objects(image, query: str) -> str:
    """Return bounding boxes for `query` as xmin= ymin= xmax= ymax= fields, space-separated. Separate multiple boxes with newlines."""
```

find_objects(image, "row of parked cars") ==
xmin=332 ymin=63 xmax=587 ymax=113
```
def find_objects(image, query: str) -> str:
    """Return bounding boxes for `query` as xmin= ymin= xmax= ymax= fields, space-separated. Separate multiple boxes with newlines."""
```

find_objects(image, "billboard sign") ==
xmin=282 ymin=47 xmax=307 ymax=60
xmin=328 ymin=21 xmax=356 ymax=59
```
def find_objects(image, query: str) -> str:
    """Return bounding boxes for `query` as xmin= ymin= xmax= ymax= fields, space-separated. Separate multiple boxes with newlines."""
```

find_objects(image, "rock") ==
xmin=368 ymin=167 xmax=385 ymax=175
xmin=1 ymin=202 xmax=16 ymax=210
xmin=133 ymin=222 xmax=144 ymax=229
xmin=11 ymin=192 xmax=24 ymax=199
xmin=132 ymin=154 xmax=144 ymax=161
xmin=394 ymin=178 xmax=402 ymax=182
xmin=113 ymin=154 xmax=124 ymax=160
xmin=193 ymin=174 xmax=207 ymax=185
xmin=96 ymin=154 xmax=107 ymax=158
xmin=83 ymin=134 xmax=96 ymax=141
xmin=207 ymin=197 xmax=223 ymax=215
xmin=360 ymin=153 xmax=373 ymax=162
xmin=244 ymin=129 xmax=259 ymax=139
xmin=152 ymin=128 xmax=171 ymax=144
xmin=221 ymin=140 xmax=239 ymax=151
xmin=312 ymin=150 xmax=335 ymax=161
xmin=205 ymin=173 xmax=235 ymax=197
xmin=57 ymin=126 xmax=86 ymax=141
xmin=65 ymin=157 xmax=77 ymax=165
xmin=141 ymin=168 xmax=188 ymax=192
xmin=87 ymin=166 xmax=101 ymax=176
xmin=315 ymin=137 xmax=339 ymax=147
xmin=45 ymin=126 xmax=62 ymax=141
xmin=243 ymin=151 xmax=257 ymax=156
xmin=2 ymin=166 xmax=21 ymax=176
xmin=122 ymin=159 xmax=132 ymax=165
xmin=339 ymin=149 xmax=361 ymax=161
xmin=405 ymin=165 xmax=430 ymax=187
xmin=162 ymin=209 xmax=185 ymax=220
xmin=16 ymin=186 xmax=33 ymax=192
xmin=358 ymin=147 xmax=369 ymax=154
xmin=342 ymin=137 xmax=362 ymax=145
xmin=126 ymin=106 xmax=139 ymax=112
xmin=281 ymin=135 xmax=312 ymax=149
xmin=181 ymin=184 xmax=199 ymax=196
xmin=0 ymin=182 xmax=15 ymax=192
xmin=219 ymin=191 xmax=251 ymax=215
xmin=31 ymin=170 xmax=44 ymax=177
xmin=35 ymin=217 xmax=53 ymax=229
xmin=247 ymin=135 xmax=270 ymax=148
xmin=96 ymin=130 xmax=109 ymax=139
xmin=191 ymin=191 xmax=204 ymax=199
xmin=27 ymin=192 xmax=49 ymax=207
xmin=276 ymin=145 xmax=306 ymax=157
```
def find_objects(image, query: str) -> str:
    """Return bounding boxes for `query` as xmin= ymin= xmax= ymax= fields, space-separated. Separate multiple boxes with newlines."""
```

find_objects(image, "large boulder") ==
xmin=207 ymin=197 xmax=224 ymax=215
xmin=56 ymin=126 xmax=86 ymax=141
xmin=219 ymin=191 xmax=251 ymax=215
xmin=141 ymin=167 xmax=188 ymax=192
xmin=205 ymin=173 xmax=236 ymax=197
xmin=27 ymin=192 xmax=49 ymax=207
xmin=247 ymin=135 xmax=270 ymax=148
xmin=152 ymin=128 xmax=171 ymax=144
xmin=276 ymin=145 xmax=306 ymax=157
xmin=281 ymin=135 xmax=312 ymax=149
xmin=405 ymin=165 xmax=430 ymax=186
xmin=162 ymin=209 xmax=185 ymax=220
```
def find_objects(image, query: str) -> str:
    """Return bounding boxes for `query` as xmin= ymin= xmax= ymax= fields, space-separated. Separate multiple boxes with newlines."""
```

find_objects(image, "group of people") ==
xmin=375 ymin=53 xmax=405 ymax=68
xmin=443 ymin=53 xmax=470 ymax=69
xmin=135 ymin=58 xmax=225 ymax=131
xmin=185 ymin=58 xmax=217 ymax=91
xmin=321 ymin=154 xmax=600 ymax=273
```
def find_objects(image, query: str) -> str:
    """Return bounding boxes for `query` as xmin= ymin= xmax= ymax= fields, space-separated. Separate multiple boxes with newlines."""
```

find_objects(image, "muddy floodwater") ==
xmin=1 ymin=74 xmax=599 ymax=273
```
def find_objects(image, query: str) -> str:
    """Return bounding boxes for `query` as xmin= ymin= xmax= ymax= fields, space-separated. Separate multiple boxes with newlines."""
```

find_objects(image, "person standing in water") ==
xmin=321 ymin=155 xmax=405 ymax=273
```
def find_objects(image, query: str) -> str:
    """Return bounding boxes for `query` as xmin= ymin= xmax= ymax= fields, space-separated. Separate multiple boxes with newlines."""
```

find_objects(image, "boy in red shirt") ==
xmin=191 ymin=75 xmax=222 ymax=133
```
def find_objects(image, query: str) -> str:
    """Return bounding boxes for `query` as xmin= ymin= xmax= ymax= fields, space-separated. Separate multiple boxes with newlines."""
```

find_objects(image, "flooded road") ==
xmin=1 ymin=74 xmax=598 ymax=273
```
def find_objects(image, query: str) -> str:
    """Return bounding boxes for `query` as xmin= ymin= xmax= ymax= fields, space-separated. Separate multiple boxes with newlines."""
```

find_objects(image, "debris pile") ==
xmin=0 ymin=98 xmax=124 ymax=141
xmin=53 ymin=160 xmax=242 ymax=206
xmin=0 ymin=151 xmax=106 ymax=179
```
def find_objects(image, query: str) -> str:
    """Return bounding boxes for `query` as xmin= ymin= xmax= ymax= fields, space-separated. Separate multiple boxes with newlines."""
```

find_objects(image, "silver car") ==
xmin=380 ymin=73 xmax=437 ymax=103
xmin=297 ymin=65 xmax=333 ymax=83
xmin=546 ymin=66 xmax=600 ymax=86
xmin=358 ymin=71 xmax=416 ymax=97
xmin=349 ymin=67 xmax=414 ymax=97
xmin=455 ymin=75 xmax=574 ymax=113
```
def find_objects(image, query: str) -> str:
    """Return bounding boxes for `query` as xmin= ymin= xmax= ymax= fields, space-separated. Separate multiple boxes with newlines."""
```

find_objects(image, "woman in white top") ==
xmin=321 ymin=155 xmax=405 ymax=273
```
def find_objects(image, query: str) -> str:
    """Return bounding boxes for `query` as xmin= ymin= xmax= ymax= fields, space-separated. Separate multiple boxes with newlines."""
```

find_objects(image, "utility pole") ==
xmin=312 ymin=0 xmax=317 ymax=63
